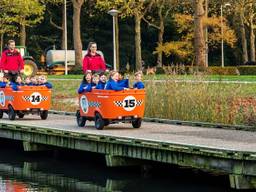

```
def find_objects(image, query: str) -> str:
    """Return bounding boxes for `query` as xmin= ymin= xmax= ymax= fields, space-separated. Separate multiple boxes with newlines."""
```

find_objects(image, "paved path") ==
xmin=1 ymin=114 xmax=256 ymax=153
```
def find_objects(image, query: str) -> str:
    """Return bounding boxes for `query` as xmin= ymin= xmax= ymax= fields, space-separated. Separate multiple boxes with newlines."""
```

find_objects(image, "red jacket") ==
xmin=82 ymin=53 xmax=106 ymax=73
xmin=0 ymin=49 xmax=24 ymax=71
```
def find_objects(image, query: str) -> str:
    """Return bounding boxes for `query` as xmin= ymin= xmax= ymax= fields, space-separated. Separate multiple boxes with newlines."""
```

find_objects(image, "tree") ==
xmin=0 ymin=0 xmax=18 ymax=53
xmin=7 ymin=0 xmax=45 ymax=46
xmin=97 ymin=0 xmax=154 ymax=71
xmin=155 ymin=14 xmax=237 ymax=64
xmin=43 ymin=0 xmax=69 ymax=50
xmin=143 ymin=0 xmax=175 ymax=67
xmin=244 ymin=1 xmax=256 ymax=62
xmin=72 ymin=0 xmax=85 ymax=67
xmin=193 ymin=0 xmax=206 ymax=67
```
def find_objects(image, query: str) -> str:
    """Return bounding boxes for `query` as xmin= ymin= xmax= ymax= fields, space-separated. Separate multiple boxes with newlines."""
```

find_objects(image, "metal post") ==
xmin=108 ymin=9 xmax=119 ymax=71
xmin=64 ymin=0 xmax=68 ymax=75
xmin=221 ymin=4 xmax=224 ymax=68
xmin=113 ymin=16 xmax=117 ymax=71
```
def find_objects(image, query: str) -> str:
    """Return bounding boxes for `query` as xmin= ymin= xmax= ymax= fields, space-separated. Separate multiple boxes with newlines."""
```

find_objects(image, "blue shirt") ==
xmin=96 ymin=81 xmax=106 ymax=90
xmin=133 ymin=81 xmax=145 ymax=89
xmin=118 ymin=79 xmax=129 ymax=88
xmin=0 ymin=82 xmax=6 ymax=88
xmin=39 ymin=82 xmax=53 ymax=89
xmin=78 ymin=83 xmax=93 ymax=94
xmin=105 ymin=79 xmax=125 ymax=91
xmin=10 ymin=82 xmax=24 ymax=91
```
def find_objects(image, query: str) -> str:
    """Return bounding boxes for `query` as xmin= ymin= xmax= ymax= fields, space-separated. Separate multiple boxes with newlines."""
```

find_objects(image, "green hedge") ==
xmin=158 ymin=66 xmax=256 ymax=75
xmin=207 ymin=67 xmax=240 ymax=75
xmin=238 ymin=66 xmax=256 ymax=75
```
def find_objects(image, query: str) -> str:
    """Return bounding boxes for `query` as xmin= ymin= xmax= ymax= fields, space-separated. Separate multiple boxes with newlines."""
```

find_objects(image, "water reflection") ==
xmin=0 ymin=143 xmax=230 ymax=192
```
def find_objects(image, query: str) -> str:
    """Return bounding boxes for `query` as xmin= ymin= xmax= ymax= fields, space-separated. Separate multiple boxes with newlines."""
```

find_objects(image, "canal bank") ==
xmin=0 ymin=138 xmax=230 ymax=192
xmin=1 ymin=114 xmax=256 ymax=189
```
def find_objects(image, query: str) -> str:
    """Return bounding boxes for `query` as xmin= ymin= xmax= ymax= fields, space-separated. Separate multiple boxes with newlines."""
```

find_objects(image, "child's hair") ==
xmin=82 ymin=71 xmax=92 ymax=84
xmin=15 ymin=75 xmax=23 ymax=82
xmin=110 ymin=71 xmax=118 ymax=77
xmin=93 ymin=74 xmax=99 ymax=79
xmin=99 ymin=72 xmax=106 ymax=77
xmin=135 ymin=71 xmax=143 ymax=77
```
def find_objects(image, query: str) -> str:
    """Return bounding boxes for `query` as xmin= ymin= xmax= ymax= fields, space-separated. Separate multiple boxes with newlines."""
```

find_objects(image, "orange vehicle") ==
xmin=76 ymin=89 xmax=146 ymax=130
xmin=0 ymin=86 xmax=51 ymax=120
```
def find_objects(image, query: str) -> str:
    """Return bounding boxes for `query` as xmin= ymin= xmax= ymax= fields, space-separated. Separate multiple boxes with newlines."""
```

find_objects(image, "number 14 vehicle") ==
xmin=0 ymin=86 xmax=51 ymax=120
xmin=76 ymin=89 xmax=146 ymax=130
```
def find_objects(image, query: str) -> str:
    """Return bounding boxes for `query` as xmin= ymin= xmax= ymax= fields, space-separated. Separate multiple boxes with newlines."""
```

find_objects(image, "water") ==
xmin=0 ymin=139 xmax=232 ymax=192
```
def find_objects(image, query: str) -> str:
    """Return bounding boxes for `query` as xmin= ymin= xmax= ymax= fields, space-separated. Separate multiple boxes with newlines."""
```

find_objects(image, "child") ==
xmin=0 ymin=75 xmax=6 ymax=88
xmin=133 ymin=71 xmax=145 ymax=89
xmin=30 ymin=76 xmax=38 ymax=85
xmin=92 ymin=73 xmax=100 ymax=88
xmin=96 ymin=73 xmax=107 ymax=90
xmin=118 ymin=71 xmax=129 ymax=88
xmin=25 ymin=76 xmax=33 ymax=86
xmin=10 ymin=75 xmax=24 ymax=91
xmin=38 ymin=75 xmax=53 ymax=89
xmin=78 ymin=72 xmax=93 ymax=94
xmin=105 ymin=71 xmax=128 ymax=91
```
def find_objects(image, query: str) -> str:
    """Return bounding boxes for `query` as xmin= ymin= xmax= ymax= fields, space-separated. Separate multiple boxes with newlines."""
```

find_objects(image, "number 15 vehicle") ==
xmin=76 ymin=89 xmax=146 ymax=130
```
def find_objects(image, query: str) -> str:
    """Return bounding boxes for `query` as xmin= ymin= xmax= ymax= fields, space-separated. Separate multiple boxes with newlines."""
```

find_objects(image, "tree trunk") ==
xmin=20 ymin=24 xmax=26 ymax=46
xmin=72 ymin=0 xmax=84 ymax=67
xmin=0 ymin=33 xmax=3 ymax=55
xmin=115 ymin=16 xmax=120 ymax=70
xmin=249 ymin=16 xmax=255 ymax=62
xmin=240 ymin=11 xmax=248 ymax=64
xmin=193 ymin=0 xmax=206 ymax=68
xmin=135 ymin=14 xmax=142 ymax=71
xmin=61 ymin=3 xmax=65 ymax=50
xmin=157 ymin=7 xmax=164 ymax=68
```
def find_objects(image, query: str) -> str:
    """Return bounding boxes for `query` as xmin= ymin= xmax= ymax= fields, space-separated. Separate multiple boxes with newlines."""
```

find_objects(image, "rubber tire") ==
xmin=0 ymin=110 xmax=3 ymax=119
xmin=95 ymin=113 xmax=104 ymax=130
xmin=132 ymin=118 xmax=142 ymax=128
xmin=76 ymin=110 xmax=86 ymax=127
xmin=24 ymin=59 xmax=38 ymax=77
xmin=18 ymin=113 xmax=25 ymax=119
xmin=8 ymin=105 xmax=16 ymax=120
xmin=40 ymin=110 xmax=48 ymax=120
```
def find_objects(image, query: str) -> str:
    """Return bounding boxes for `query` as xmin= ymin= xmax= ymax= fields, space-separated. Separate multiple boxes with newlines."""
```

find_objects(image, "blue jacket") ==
xmin=96 ymin=81 xmax=106 ymax=90
xmin=0 ymin=82 xmax=6 ymax=88
xmin=133 ymin=81 xmax=145 ymax=89
xmin=25 ymin=82 xmax=34 ymax=86
xmin=105 ymin=79 xmax=125 ymax=91
xmin=118 ymin=79 xmax=129 ymax=88
xmin=39 ymin=82 xmax=53 ymax=89
xmin=10 ymin=82 xmax=24 ymax=91
xmin=78 ymin=83 xmax=93 ymax=94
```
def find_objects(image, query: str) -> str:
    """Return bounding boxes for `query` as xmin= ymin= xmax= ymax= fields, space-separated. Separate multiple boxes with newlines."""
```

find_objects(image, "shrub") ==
xmin=207 ymin=67 xmax=240 ymax=75
xmin=155 ymin=67 xmax=166 ymax=74
xmin=238 ymin=66 xmax=256 ymax=75
xmin=69 ymin=65 xmax=83 ymax=75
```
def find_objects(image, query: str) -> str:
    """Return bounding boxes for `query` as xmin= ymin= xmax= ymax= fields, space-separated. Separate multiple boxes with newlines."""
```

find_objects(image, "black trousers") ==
xmin=5 ymin=72 xmax=18 ymax=83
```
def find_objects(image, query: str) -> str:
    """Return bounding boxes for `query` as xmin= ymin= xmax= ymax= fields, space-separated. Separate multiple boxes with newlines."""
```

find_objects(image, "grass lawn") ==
xmin=51 ymin=79 xmax=256 ymax=127
xmin=48 ymin=74 xmax=256 ymax=82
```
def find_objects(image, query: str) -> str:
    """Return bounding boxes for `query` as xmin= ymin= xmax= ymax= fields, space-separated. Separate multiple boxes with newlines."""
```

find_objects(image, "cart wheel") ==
xmin=95 ymin=112 xmax=104 ymax=130
xmin=76 ymin=110 xmax=86 ymax=127
xmin=40 ymin=110 xmax=48 ymax=120
xmin=132 ymin=118 xmax=142 ymax=128
xmin=0 ymin=110 xmax=3 ymax=119
xmin=18 ymin=113 xmax=25 ymax=119
xmin=8 ymin=105 xmax=16 ymax=120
